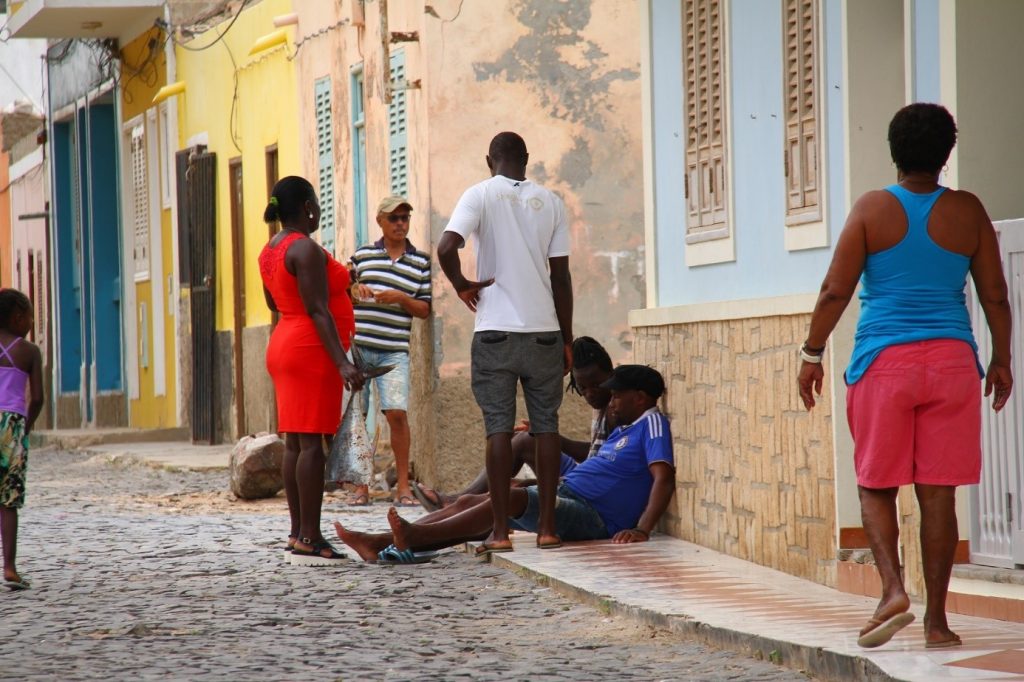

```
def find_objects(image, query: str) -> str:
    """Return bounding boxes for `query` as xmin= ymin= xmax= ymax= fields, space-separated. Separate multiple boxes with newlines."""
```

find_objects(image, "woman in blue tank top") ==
xmin=797 ymin=104 xmax=1012 ymax=650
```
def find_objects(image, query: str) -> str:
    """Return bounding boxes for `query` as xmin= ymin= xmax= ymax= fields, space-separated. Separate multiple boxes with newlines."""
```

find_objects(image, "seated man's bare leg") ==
xmin=333 ymin=521 xmax=393 ymax=562
xmin=440 ymin=431 xmax=537 ymax=501
xmin=388 ymin=488 xmax=530 ymax=553
xmin=414 ymin=493 xmax=492 ymax=526
xmin=916 ymin=483 xmax=961 ymax=647
xmin=858 ymin=486 xmax=911 ymax=639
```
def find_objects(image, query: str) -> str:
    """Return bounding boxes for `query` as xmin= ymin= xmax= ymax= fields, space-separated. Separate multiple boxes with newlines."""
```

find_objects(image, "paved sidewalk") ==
xmin=78 ymin=441 xmax=233 ymax=471
xmin=478 ymin=534 xmax=1024 ymax=682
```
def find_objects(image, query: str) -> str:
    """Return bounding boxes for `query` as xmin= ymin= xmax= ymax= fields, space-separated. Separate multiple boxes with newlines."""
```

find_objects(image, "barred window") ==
xmin=130 ymin=123 xmax=150 ymax=277
xmin=783 ymin=0 xmax=821 ymax=224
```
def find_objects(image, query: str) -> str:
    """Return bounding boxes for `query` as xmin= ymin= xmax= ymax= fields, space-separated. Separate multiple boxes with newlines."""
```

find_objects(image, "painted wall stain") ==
xmin=557 ymin=136 xmax=593 ymax=189
xmin=472 ymin=0 xmax=639 ymax=132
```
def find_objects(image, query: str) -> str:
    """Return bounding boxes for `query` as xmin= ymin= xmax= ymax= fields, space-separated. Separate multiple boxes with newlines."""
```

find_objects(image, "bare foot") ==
xmin=387 ymin=507 xmax=414 ymax=551
xmin=333 ymin=521 xmax=390 ymax=562
xmin=3 ymin=568 xmax=23 ymax=583
xmin=860 ymin=592 xmax=911 ymax=636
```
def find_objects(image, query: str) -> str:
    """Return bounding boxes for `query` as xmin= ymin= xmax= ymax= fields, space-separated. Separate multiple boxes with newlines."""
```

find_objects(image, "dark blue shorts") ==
xmin=510 ymin=484 xmax=609 ymax=541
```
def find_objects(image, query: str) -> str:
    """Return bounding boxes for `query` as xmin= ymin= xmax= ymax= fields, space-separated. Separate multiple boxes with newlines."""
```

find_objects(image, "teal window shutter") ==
xmin=351 ymin=65 xmax=369 ymax=247
xmin=388 ymin=51 xmax=408 ymax=197
xmin=314 ymin=76 xmax=336 ymax=253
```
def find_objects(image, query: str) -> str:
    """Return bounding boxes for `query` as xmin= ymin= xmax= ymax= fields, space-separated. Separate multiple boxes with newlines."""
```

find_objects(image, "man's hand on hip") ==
xmin=455 ymin=278 xmax=494 ymax=312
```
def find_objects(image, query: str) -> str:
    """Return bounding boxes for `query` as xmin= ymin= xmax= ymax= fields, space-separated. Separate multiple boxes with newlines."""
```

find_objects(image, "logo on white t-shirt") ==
xmin=528 ymin=197 xmax=544 ymax=211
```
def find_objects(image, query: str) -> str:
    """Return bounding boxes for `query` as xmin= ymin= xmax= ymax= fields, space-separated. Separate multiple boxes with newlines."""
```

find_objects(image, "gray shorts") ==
xmin=470 ymin=330 xmax=564 ymax=436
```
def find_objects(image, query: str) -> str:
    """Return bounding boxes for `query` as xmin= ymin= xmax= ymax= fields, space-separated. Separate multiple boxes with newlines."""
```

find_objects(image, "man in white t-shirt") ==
xmin=437 ymin=131 xmax=574 ymax=555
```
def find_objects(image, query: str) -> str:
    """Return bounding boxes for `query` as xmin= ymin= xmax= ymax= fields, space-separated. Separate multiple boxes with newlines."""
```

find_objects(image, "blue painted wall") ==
xmin=52 ymin=121 xmax=82 ymax=394
xmin=649 ymin=0 xmax=848 ymax=308
xmin=87 ymin=104 xmax=123 ymax=393
xmin=50 ymin=103 xmax=123 ymax=401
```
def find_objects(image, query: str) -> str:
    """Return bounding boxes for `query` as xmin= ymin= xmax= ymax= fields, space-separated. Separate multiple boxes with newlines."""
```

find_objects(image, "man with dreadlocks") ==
xmin=412 ymin=337 xmax=615 ymax=511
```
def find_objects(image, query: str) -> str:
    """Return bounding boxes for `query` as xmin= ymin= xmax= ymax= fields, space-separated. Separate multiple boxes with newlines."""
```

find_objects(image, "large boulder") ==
xmin=229 ymin=432 xmax=285 ymax=500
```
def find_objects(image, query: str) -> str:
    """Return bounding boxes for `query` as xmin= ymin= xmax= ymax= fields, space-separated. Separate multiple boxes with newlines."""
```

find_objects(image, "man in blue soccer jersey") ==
xmin=334 ymin=365 xmax=677 ymax=560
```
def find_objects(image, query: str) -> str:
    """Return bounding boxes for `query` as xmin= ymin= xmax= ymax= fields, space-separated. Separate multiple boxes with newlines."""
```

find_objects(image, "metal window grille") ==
xmin=130 ymin=123 xmax=150 ymax=276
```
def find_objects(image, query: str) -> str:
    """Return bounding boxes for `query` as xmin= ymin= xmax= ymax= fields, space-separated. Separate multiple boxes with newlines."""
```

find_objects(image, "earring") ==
xmin=308 ymin=213 xmax=314 ymax=219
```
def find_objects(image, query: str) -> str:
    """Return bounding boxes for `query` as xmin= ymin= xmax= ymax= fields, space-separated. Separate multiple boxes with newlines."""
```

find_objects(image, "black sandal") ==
xmin=290 ymin=537 xmax=347 ymax=566
xmin=283 ymin=534 xmax=298 ymax=551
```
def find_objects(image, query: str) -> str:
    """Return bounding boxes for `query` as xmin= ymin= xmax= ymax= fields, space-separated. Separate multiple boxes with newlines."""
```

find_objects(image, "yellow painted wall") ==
xmin=121 ymin=27 xmax=178 ymax=428
xmin=175 ymin=0 xmax=302 ymax=332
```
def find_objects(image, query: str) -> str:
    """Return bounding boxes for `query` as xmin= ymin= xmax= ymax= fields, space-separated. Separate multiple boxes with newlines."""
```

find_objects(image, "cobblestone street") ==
xmin=0 ymin=450 xmax=810 ymax=681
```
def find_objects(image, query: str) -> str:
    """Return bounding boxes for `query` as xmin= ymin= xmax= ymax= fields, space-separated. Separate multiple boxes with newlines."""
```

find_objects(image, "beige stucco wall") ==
xmin=634 ymin=315 xmax=837 ymax=587
xmin=423 ymin=0 xmax=643 ymax=489
xmin=291 ymin=0 xmax=643 ymax=490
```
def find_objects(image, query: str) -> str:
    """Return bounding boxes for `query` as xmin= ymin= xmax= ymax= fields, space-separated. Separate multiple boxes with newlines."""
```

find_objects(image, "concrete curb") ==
xmin=488 ymin=553 xmax=897 ymax=682
xmin=71 ymin=443 xmax=233 ymax=473
xmin=30 ymin=427 xmax=189 ymax=450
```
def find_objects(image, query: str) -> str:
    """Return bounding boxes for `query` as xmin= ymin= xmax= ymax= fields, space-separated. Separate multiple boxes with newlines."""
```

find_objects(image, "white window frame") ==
xmin=146 ymin=107 xmax=167 ymax=396
xmin=158 ymin=101 xmax=173 ymax=209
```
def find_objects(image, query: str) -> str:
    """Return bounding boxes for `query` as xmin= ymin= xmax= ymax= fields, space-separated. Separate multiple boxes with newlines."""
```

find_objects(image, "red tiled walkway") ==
xmin=483 ymin=535 xmax=1024 ymax=681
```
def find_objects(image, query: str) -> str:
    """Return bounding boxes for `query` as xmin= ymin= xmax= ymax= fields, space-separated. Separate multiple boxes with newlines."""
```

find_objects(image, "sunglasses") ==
xmin=386 ymin=214 xmax=411 ymax=224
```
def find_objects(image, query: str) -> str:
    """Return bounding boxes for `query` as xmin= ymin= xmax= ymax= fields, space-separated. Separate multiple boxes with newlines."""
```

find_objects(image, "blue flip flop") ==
xmin=3 ymin=578 xmax=30 ymax=591
xmin=376 ymin=544 xmax=437 ymax=565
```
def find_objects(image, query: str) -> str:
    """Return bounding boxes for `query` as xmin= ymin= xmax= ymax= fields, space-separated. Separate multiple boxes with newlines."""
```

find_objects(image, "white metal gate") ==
xmin=969 ymin=218 xmax=1024 ymax=568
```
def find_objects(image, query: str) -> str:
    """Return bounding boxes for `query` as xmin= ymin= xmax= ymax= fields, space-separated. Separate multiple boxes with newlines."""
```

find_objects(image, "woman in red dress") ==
xmin=259 ymin=176 xmax=365 ymax=566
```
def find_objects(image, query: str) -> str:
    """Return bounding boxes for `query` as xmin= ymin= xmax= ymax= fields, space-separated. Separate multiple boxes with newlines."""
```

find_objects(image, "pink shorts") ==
xmin=846 ymin=339 xmax=981 ymax=489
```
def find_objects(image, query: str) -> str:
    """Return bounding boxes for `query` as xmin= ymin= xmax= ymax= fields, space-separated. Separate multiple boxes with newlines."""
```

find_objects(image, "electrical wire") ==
xmin=0 ymin=61 xmax=43 ymax=112
xmin=173 ymin=0 xmax=248 ymax=52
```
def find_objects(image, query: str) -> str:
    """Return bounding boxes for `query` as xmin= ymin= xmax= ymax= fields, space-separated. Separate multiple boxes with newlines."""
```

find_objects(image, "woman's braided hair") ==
xmin=567 ymin=336 xmax=613 ymax=395
xmin=0 ymin=288 xmax=31 ymax=330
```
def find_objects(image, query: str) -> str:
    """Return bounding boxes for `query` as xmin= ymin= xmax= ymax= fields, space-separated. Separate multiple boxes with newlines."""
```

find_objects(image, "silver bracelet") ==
xmin=799 ymin=346 xmax=824 ymax=363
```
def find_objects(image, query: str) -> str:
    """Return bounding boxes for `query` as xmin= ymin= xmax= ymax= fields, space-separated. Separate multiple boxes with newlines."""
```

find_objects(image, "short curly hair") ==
xmin=887 ymin=103 xmax=957 ymax=174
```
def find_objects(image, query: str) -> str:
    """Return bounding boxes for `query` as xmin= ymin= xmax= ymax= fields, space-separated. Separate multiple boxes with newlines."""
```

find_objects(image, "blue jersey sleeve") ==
xmin=642 ymin=413 xmax=674 ymax=467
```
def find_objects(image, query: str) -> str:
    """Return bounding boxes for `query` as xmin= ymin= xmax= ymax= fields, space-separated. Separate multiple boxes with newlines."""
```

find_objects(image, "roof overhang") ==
xmin=6 ymin=0 xmax=163 ymax=44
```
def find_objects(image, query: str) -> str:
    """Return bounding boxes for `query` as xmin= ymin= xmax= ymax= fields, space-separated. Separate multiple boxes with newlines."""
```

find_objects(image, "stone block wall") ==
xmin=633 ymin=314 xmax=838 ymax=586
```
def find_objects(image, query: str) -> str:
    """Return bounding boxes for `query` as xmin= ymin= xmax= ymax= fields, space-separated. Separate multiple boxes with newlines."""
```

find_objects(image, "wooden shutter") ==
xmin=314 ymin=76 xmax=337 ymax=253
xmin=784 ymin=0 xmax=821 ymax=223
xmin=130 ymin=123 xmax=150 ymax=277
xmin=684 ymin=0 xmax=728 ymax=237
xmin=388 ymin=51 xmax=408 ymax=197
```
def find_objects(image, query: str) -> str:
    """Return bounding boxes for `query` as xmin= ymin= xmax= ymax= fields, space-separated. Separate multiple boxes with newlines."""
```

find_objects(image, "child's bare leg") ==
xmin=333 ymin=521 xmax=392 ymax=562
xmin=1 ymin=506 xmax=20 ymax=582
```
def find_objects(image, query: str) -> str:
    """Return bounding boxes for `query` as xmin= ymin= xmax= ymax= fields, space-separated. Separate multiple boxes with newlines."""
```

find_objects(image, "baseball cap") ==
xmin=376 ymin=195 xmax=412 ymax=214
xmin=600 ymin=365 xmax=665 ymax=399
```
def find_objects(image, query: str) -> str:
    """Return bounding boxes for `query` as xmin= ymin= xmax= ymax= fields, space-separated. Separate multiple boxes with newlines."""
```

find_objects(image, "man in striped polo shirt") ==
xmin=350 ymin=195 xmax=431 ymax=506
